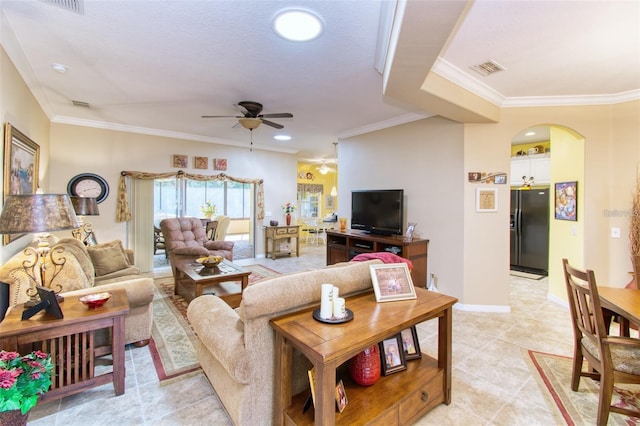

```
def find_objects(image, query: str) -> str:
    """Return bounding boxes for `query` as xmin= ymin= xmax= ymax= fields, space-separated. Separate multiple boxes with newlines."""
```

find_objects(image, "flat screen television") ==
xmin=351 ymin=189 xmax=404 ymax=236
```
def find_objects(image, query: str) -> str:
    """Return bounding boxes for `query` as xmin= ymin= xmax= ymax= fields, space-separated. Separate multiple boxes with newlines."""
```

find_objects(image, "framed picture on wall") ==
xmin=476 ymin=188 xmax=498 ymax=212
xmin=554 ymin=181 xmax=577 ymax=221
xmin=3 ymin=123 xmax=40 ymax=245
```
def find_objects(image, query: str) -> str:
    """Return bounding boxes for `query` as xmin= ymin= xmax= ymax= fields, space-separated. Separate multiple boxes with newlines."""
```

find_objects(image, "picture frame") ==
xmin=369 ymin=263 xmax=417 ymax=303
xmin=476 ymin=187 xmax=498 ymax=212
xmin=400 ymin=326 xmax=422 ymax=360
xmin=214 ymin=158 xmax=227 ymax=171
xmin=172 ymin=154 xmax=187 ymax=168
xmin=194 ymin=156 xmax=208 ymax=169
xmin=335 ymin=380 xmax=348 ymax=413
xmin=379 ymin=335 xmax=407 ymax=375
xmin=404 ymin=222 xmax=416 ymax=242
xmin=3 ymin=123 xmax=40 ymax=245
xmin=554 ymin=181 xmax=577 ymax=221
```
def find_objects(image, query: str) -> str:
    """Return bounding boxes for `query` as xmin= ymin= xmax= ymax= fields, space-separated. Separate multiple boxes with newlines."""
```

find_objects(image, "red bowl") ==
xmin=78 ymin=292 xmax=112 ymax=309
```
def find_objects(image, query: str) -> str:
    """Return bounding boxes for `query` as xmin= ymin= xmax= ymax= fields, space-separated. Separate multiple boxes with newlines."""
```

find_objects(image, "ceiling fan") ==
xmin=201 ymin=101 xmax=293 ymax=130
xmin=316 ymin=162 xmax=336 ymax=175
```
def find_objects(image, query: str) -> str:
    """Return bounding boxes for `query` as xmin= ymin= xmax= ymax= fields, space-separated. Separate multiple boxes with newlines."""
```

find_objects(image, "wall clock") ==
xmin=67 ymin=173 xmax=109 ymax=203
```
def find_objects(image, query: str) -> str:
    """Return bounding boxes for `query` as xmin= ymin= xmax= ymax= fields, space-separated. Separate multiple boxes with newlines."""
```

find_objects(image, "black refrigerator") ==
xmin=510 ymin=189 xmax=550 ymax=273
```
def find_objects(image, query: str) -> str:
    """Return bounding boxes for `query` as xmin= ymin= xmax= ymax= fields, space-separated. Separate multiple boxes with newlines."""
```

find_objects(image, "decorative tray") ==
xmin=312 ymin=308 xmax=354 ymax=324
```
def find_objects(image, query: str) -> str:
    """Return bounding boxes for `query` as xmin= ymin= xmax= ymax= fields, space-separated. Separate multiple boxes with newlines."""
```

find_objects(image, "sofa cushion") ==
xmin=55 ymin=237 xmax=95 ymax=284
xmin=87 ymin=240 xmax=131 ymax=276
xmin=173 ymin=246 xmax=210 ymax=256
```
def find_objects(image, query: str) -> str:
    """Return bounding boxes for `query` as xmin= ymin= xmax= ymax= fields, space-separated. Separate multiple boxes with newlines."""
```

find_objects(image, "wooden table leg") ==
xmin=195 ymin=283 xmax=203 ymax=298
xmin=315 ymin=361 xmax=336 ymax=426
xmin=439 ymin=306 xmax=453 ymax=404
xmin=273 ymin=333 xmax=292 ymax=425
xmin=112 ymin=316 xmax=126 ymax=396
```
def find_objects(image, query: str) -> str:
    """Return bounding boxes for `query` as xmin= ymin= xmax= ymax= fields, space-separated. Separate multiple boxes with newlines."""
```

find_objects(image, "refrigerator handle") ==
xmin=516 ymin=209 xmax=522 ymax=235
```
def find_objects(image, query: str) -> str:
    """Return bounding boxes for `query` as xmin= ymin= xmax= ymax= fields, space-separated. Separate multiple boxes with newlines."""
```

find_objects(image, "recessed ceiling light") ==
xmin=274 ymin=135 xmax=291 ymax=141
xmin=273 ymin=10 xmax=323 ymax=42
xmin=525 ymin=131 xmax=536 ymax=136
xmin=51 ymin=63 xmax=68 ymax=73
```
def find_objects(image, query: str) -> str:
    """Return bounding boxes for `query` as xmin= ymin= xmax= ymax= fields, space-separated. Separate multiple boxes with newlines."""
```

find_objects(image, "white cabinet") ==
xmin=510 ymin=154 xmax=550 ymax=186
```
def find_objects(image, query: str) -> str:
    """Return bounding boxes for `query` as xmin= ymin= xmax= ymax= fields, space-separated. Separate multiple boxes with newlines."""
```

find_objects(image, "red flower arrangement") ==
xmin=0 ymin=350 xmax=53 ymax=414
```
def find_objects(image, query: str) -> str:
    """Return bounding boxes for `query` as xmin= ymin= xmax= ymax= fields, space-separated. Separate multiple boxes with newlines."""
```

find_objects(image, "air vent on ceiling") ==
xmin=40 ymin=0 xmax=84 ymax=15
xmin=470 ymin=60 xmax=505 ymax=77
xmin=72 ymin=100 xmax=90 ymax=108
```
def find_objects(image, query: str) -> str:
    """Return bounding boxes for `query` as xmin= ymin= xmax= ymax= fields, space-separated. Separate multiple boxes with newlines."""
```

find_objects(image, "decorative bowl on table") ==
xmin=196 ymin=255 xmax=224 ymax=268
xmin=78 ymin=292 xmax=112 ymax=309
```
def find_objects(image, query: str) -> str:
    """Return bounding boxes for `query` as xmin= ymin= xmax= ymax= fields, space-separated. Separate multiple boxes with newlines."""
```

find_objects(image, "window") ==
xmin=154 ymin=178 xmax=252 ymax=224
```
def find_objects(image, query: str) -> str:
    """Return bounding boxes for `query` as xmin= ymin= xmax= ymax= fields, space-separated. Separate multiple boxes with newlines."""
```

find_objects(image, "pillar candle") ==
xmin=331 ymin=287 xmax=339 ymax=316
xmin=334 ymin=297 xmax=346 ymax=319
xmin=320 ymin=284 xmax=334 ymax=319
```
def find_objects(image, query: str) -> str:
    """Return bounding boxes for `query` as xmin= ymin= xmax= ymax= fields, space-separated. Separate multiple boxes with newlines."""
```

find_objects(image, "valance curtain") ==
xmin=297 ymin=183 xmax=324 ymax=194
xmin=116 ymin=170 xmax=265 ymax=222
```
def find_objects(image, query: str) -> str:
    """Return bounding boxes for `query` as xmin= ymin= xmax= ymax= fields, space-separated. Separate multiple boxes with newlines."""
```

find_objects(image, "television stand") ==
xmin=325 ymin=230 xmax=429 ymax=287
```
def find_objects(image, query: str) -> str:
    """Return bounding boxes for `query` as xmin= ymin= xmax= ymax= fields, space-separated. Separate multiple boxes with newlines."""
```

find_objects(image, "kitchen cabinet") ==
xmin=510 ymin=154 xmax=551 ymax=186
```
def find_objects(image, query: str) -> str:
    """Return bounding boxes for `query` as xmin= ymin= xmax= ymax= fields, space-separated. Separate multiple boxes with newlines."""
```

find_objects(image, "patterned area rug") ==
xmin=150 ymin=264 xmax=281 ymax=381
xmin=524 ymin=350 xmax=640 ymax=425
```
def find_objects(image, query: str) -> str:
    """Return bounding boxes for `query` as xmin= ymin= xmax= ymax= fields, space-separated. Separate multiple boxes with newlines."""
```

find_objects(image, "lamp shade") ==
xmin=238 ymin=117 xmax=261 ymax=130
xmin=0 ymin=194 xmax=80 ymax=234
xmin=70 ymin=196 xmax=100 ymax=216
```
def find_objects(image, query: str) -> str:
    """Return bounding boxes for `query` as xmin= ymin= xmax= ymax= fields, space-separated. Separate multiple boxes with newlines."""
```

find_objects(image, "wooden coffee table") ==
xmin=173 ymin=258 xmax=251 ymax=307
xmin=0 ymin=288 xmax=129 ymax=402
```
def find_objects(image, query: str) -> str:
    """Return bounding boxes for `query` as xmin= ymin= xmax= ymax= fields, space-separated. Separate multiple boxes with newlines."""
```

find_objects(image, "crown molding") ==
xmin=338 ymin=112 xmax=432 ymax=140
xmin=51 ymin=116 xmax=299 ymax=154
xmin=433 ymin=57 xmax=640 ymax=108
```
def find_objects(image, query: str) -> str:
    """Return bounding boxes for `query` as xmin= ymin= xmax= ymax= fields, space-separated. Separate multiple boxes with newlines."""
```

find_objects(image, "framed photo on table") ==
xmin=379 ymin=335 xmax=406 ymax=375
xmin=3 ymin=123 xmax=40 ymax=245
xmin=370 ymin=263 xmax=417 ymax=303
xmin=400 ymin=326 xmax=422 ymax=360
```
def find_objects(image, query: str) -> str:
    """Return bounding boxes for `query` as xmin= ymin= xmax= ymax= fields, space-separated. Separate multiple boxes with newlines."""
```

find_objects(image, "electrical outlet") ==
xmin=611 ymin=227 xmax=621 ymax=238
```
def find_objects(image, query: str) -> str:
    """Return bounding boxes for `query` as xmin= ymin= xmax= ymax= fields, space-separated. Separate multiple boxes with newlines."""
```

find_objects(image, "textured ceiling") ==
xmin=1 ymin=0 xmax=638 ymax=162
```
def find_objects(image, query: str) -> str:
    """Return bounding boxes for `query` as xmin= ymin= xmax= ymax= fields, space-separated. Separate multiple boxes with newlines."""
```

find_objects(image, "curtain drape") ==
xmin=297 ymin=183 xmax=324 ymax=194
xmin=116 ymin=170 xmax=265 ymax=222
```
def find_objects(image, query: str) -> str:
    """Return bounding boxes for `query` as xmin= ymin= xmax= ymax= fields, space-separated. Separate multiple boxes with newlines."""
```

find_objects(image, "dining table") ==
xmin=598 ymin=286 xmax=640 ymax=336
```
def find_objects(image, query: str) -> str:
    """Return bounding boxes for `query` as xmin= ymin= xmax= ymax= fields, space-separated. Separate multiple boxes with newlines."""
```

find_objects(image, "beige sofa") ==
xmin=0 ymin=237 xmax=154 ymax=346
xmin=187 ymin=259 xmax=382 ymax=425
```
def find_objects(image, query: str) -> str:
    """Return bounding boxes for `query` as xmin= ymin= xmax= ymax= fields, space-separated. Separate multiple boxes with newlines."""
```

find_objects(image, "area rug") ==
xmin=524 ymin=349 xmax=640 ymax=425
xmin=150 ymin=264 xmax=281 ymax=382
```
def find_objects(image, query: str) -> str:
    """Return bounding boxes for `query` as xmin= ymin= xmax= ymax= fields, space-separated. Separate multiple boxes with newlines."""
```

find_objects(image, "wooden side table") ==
xmin=0 ymin=288 xmax=130 ymax=402
xmin=264 ymin=225 xmax=300 ymax=260
xmin=270 ymin=287 xmax=457 ymax=425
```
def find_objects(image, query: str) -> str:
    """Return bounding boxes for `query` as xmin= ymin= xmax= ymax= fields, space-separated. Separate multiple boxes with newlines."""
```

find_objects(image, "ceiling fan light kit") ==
xmin=238 ymin=117 xmax=262 ymax=130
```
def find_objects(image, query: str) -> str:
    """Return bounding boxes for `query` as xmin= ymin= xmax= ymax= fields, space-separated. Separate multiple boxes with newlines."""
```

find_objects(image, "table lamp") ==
xmin=0 ymin=194 xmax=80 ymax=303
xmin=69 ymin=196 xmax=99 ymax=244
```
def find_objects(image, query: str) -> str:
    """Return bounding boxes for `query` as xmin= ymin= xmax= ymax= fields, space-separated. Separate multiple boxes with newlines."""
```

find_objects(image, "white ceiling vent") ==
xmin=72 ymin=100 xmax=90 ymax=108
xmin=470 ymin=60 xmax=505 ymax=77
xmin=40 ymin=0 xmax=84 ymax=15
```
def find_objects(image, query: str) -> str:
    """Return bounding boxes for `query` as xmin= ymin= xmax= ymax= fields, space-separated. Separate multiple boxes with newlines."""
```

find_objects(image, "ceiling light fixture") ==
xmin=525 ymin=131 xmax=536 ymax=136
xmin=274 ymin=135 xmax=291 ymax=141
xmin=51 ymin=63 xmax=68 ymax=74
xmin=273 ymin=9 xmax=324 ymax=42
xmin=319 ymin=164 xmax=329 ymax=175
xmin=238 ymin=117 xmax=261 ymax=130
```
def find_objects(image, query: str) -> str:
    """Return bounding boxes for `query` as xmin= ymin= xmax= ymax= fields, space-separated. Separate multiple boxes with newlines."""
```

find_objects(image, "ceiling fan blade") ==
xmin=260 ymin=113 xmax=293 ymax=118
xmin=261 ymin=119 xmax=284 ymax=129
xmin=201 ymin=115 xmax=242 ymax=118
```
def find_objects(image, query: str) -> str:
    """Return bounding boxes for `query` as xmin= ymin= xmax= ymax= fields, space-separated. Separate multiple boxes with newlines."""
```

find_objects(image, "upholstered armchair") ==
xmin=160 ymin=217 xmax=234 ymax=277
xmin=213 ymin=215 xmax=231 ymax=241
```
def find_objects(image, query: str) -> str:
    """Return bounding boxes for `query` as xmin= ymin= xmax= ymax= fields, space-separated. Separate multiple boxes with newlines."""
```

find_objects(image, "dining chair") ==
xmin=562 ymin=258 xmax=640 ymax=425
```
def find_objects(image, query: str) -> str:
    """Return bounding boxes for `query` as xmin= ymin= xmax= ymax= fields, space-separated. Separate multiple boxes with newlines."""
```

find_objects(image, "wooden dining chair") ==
xmin=562 ymin=258 xmax=640 ymax=425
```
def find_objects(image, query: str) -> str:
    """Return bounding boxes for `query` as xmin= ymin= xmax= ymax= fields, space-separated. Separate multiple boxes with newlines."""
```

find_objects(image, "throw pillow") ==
xmin=87 ymin=240 xmax=130 ymax=276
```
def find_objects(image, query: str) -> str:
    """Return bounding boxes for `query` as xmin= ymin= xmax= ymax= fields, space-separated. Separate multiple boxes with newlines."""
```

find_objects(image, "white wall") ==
xmin=340 ymin=116 xmax=465 ymax=301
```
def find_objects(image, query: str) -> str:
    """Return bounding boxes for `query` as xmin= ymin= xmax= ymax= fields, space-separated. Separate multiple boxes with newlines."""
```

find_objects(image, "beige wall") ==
xmin=0 ymin=47 xmax=50 ymax=261
xmin=340 ymin=117 xmax=466 ymax=301
xmin=49 ymin=123 xmax=298 ymax=256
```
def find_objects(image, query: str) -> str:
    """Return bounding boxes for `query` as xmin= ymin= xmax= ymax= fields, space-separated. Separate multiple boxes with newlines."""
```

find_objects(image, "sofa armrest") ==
xmin=187 ymin=295 xmax=249 ymax=384
xmin=203 ymin=240 xmax=234 ymax=251
xmin=62 ymin=278 xmax=154 ymax=309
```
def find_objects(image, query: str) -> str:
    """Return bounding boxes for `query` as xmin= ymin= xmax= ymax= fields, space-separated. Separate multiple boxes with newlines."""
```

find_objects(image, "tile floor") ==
xmin=30 ymin=243 xmax=578 ymax=425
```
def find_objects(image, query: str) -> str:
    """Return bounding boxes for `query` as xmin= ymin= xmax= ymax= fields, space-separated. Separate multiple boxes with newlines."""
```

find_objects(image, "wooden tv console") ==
xmin=325 ymin=230 xmax=429 ymax=287
xmin=271 ymin=288 xmax=457 ymax=425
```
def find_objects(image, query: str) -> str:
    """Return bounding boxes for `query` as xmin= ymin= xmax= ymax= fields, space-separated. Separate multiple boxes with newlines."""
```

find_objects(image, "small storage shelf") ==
xmin=326 ymin=230 xmax=429 ymax=287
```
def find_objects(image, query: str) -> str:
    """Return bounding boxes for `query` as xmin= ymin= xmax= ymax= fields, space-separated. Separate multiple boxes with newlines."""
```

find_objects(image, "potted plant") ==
xmin=282 ymin=202 xmax=296 ymax=225
xmin=200 ymin=201 xmax=216 ymax=220
xmin=0 ymin=350 xmax=53 ymax=424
